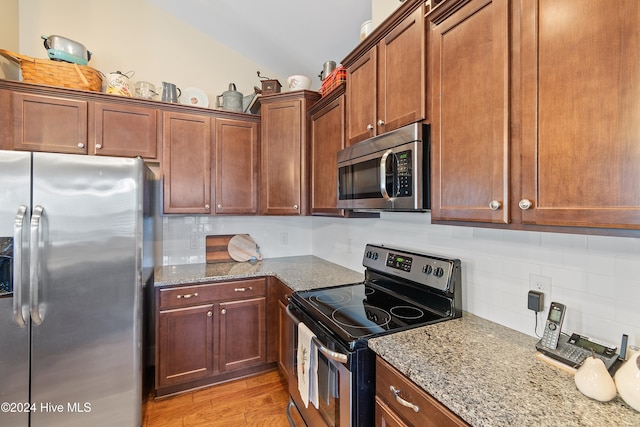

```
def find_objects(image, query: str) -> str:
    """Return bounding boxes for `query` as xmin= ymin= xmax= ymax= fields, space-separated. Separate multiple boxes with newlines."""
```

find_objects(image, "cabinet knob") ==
xmin=204 ymin=204 xmax=210 ymax=210
xmin=207 ymin=311 xmax=212 ymax=317
xmin=221 ymin=308 xmax=227 ymax=315
xmin=77 ymin=143 xmax=85 ymax=149
xmin=519 ymin=199 xmax=533 ymax=210
xmin=95 ymin=144 xmax=102 ymax=150
xmin=217 ymin=204 xmax=222 ymax=209
xmin=489 ymin=200 xmax=501 ymax=211
xmin=293 ymin=204 xmax=299 ymax=210
xmin=367 ymin=124 xmax=374 ymax=131
xmin=377 ymin=119 xmax=385 ymax=126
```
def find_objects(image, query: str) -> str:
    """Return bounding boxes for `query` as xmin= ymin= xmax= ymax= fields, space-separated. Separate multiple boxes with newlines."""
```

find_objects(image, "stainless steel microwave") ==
xmin=337 ymin=123 xmax=429 ymax=211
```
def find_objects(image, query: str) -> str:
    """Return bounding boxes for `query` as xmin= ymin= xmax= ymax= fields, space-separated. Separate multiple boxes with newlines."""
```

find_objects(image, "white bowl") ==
xmin=287 ymin=75 xmax=312 ymax=91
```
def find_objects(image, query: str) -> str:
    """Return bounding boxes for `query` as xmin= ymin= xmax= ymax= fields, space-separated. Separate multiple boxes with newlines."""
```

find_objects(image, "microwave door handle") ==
xmin=379 ymin=149 xmax=397 ymax=201
xmin=285 ymin=305 xmax=349 ymax=365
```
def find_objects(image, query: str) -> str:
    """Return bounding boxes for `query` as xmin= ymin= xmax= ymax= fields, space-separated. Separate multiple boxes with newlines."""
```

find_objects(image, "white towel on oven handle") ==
xmin=297 ymin=322 xmax=319 ymax=408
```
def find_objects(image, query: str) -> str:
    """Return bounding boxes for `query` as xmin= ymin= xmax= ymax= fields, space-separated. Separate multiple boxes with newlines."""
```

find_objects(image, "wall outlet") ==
xmin=280 ymin=232 xmax=288 ymax=245
xmin=529 ymin=274 xmax=552 ymax=294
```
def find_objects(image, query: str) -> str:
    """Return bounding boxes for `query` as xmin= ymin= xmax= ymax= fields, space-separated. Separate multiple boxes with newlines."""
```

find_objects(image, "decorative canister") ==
xmin=105 ymin=71 xmax=134 ymax=97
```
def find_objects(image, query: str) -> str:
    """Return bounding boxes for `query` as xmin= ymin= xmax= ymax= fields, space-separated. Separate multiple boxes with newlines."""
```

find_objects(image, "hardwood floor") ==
xmin=143 ymin=369 xmax=292 ymax=427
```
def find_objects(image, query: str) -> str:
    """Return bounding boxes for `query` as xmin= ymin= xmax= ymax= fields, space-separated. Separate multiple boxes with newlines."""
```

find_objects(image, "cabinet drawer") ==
xmin=159 ymin=278 xmax=266 ymax=309
xmin=376 ymin=357 xmax=469 ymax=427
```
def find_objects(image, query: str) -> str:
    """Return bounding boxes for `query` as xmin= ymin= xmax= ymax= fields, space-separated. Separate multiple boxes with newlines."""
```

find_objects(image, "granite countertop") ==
xmin=154 ymin=255 xmax=364 ymax=291
xmin=156 ymin=257 xmax=640 ymax=426
xmin=369 ymin=312 xmax=640 ymax=427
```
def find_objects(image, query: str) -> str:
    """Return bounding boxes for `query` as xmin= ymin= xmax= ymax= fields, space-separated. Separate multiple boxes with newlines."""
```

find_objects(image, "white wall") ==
xmin=0 ymin=0 xmax=20 ymax=80
xmin=312 ymin=213 xmax=640 ymax=349
xmin=15 ymin=0 xmax=283 ymax=103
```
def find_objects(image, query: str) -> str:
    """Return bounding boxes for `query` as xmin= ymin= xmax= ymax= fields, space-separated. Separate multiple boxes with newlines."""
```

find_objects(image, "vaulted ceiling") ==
xmin=148 ymin=0 xmax=373 ymax=84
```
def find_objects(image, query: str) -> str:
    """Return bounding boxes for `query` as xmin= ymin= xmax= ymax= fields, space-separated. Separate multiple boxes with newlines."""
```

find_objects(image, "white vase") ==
xmin=615 ymin=347 xmax=640 ymax=412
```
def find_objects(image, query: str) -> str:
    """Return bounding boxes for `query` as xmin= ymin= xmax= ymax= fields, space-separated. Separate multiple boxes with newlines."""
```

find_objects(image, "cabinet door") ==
xmin=378 ymin=5 xmax=426 ymax=133
xmin=157 ymin=304 xmax=214 ymax=387
xmin=91 ymin=102 xmax=158 ymax=159
xmin=346 ymin=49 xmax=378 ymax=145
xmin=162 ymin=111 xmax=211 ymax=214
xmin=310 ymin=94 xmax=346 ymax=216
xmin=213 ymin=118 xmax=259 ymax=214
xmin=519 ymin=0 xmax=640 ymax=229
xmin=261 ymin=100 xmax=303 ymax=215
xmin=12 ymin=92 xmax=88 ymax=154
xmin=219 ymin=297 xmax=266 ymax=372
xmin=430 ymin=0 xmax=510 ymax=223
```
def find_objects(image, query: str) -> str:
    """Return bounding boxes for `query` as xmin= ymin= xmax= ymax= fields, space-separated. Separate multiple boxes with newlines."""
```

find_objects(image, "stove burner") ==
xmin=364 ymin=286 xmax=374 ymax=296
xmin=313 ymin=291 xmax=352 ymax=305
xmin=332 ymin=305 xmax=391 ymax=329
xmin=390 ymin=305 xmax=425 ymax=320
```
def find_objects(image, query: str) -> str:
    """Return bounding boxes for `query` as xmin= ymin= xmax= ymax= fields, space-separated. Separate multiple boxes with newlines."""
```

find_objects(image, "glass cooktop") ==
xmin=293 ymin=281 xmax=445 ymax=343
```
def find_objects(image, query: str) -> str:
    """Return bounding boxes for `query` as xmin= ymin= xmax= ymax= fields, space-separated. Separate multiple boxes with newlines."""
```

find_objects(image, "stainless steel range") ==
xmin=286 ymin=244 xmax=462 ymax=427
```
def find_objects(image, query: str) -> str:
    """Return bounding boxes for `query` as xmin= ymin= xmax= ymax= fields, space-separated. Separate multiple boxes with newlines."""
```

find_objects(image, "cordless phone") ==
xmin=541 ymin=302 xmax=566 ymax=349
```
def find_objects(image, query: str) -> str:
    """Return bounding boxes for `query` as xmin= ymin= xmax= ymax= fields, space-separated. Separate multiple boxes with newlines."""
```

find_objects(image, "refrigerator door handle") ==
xmin=30 ymin=205 xmax=45 ymax=326
xmin=13 ymin=205 xmax=28 ymax=327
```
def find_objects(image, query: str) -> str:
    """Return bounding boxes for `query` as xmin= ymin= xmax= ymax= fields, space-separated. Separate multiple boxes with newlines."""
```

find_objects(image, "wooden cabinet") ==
xmin=213 ymin=117 xmax=259 ymax=214
xmin=90 ymin=102 xmax=158 ymax=159
xmin=12 ymin=92 xmax=88 ymax=154
xmin=272 ymin=279 xmax=294 ymax=378
xmin=344 ymin=0 xmax=426 ymax=145
xmin=308 ymin=84 xmax=346 ymax=216
xmin=162 ymin=111 xmax=212 ymax=214
xmin=518 ymin=0 xmax=640 ymax=229
xmin=155 ymin=278 xmax=270 ymax=396
xmin=260 ymin=90 xmax=320 ymax=215
xmin=157 ymin=304 xmax=214 ymax=387
xmin=10 ymin=89 xmax=159 ymax=159
xmin=429 ymin=0 xmax=640 ymax=232
xmin=429 ymin=0 xmax=510 ymax=224
xmin=375 ymin=356 xmax=469 ymax=427
xmin=219 ymin=297 xmax=266 ymax=372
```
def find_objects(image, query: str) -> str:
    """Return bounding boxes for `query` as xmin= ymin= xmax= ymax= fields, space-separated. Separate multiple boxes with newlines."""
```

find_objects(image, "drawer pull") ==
xmin=390 ymin=385 xmax=420 ymax=413
xmin=176 ymin=292 xmax=199 ymax=299
xmin=234 ymin=287 xmax=253 ymax=292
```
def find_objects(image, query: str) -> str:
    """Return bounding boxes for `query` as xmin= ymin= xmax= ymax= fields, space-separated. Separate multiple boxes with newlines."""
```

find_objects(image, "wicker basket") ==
xmin=0 ymin=49 xmax=102 ymax=92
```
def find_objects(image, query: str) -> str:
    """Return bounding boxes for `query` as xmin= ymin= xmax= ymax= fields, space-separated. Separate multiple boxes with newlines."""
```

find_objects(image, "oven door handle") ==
xmin=286 ymin=305 xmax=349 ymax=364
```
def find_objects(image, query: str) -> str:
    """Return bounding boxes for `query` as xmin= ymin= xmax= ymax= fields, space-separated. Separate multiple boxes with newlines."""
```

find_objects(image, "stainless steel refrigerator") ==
xmin=0 ymin=150 xmax=155 ymax=427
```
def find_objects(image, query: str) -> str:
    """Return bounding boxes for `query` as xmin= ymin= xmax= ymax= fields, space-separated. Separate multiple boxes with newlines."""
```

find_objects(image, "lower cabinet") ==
xmin=375 ymin=356 xmax=469 ymax=427
xmin=155 ymin=278 xmax=270 ymax=396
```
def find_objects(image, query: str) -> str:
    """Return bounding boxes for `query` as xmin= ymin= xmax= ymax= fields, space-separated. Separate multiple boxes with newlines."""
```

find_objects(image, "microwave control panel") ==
xmin=396 ymin=150 xmax=412 ymax=196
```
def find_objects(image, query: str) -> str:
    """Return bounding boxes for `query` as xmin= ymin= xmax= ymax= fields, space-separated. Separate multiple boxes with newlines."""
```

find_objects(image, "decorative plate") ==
xmin=179 ymin=87 xmax=209 ymax=108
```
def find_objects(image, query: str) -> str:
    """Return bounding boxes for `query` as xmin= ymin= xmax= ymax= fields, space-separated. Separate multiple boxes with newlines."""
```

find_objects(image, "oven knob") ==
xmin=433 ymin=267 xmax=445 ymax=278
xmin=422 ymin=265 xmax=433 ymax=275
xmin=373 ymin=252 xmax=378 ymax=260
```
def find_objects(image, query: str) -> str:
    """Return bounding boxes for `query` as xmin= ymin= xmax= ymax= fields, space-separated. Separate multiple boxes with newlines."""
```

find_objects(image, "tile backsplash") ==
xmin=162 ymin=213 xmax=639 ymax=348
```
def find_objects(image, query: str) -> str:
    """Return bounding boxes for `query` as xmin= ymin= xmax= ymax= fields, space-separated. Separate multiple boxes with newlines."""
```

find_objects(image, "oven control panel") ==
xmin=363 ymin=244 xmax=459 ymax=293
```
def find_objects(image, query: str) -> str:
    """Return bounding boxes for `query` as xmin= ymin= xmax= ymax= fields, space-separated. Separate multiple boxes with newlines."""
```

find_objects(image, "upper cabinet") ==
xmin=429 ymin=0 xmax=640 ymax=232
xmin=260 ymin=90 xmax=320 ymax=215
xmin=213 ymin=117 xmax=260 ymax=215
xmin=429 ymin=0 xmax=510 ymax=224
xmin=162 ymin=111 xmax=212 ymax=214
xmin=7 ymin=85 xmax=159 ymax=159
xmin=91 ymin=102 xmax=158 ymax=159
xmin=309 ymin=85 xmax=346 ymax=216
xmin=518 ymin=0 xmax=640 ymax=229
xmin=12 ymin=92 xmax=89 ymax=154
xmin=343 ymin=0 xmax=426 ymax=145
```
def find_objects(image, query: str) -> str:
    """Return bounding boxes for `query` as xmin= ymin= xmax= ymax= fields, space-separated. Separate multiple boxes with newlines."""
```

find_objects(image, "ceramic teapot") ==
xmin=615 ymin=346 xmax=640 ymax=412
xmin=216 ymin=83 xmax=243 ymax=112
